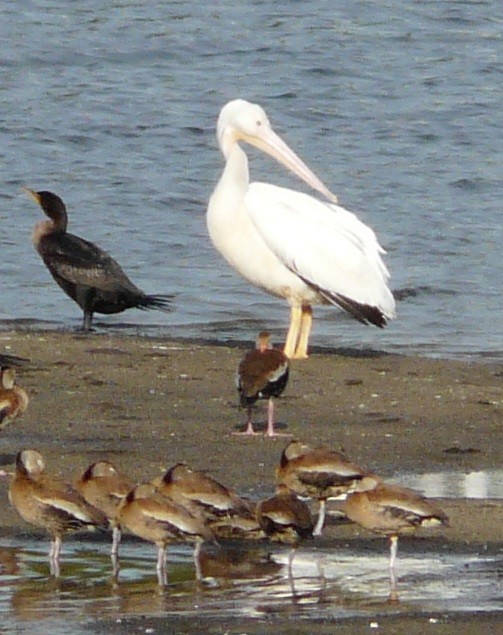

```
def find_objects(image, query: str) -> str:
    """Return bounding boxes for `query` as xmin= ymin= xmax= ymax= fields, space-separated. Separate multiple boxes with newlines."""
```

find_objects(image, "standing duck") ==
xmin=236 ymin=332 xmax=289 ymax=437
xmin=118 ymin=482 xmax=214 ymax=585
xmin=9 ymin=449 xmax=107 ymax=577
xmin=276 ymin=440 xmax=367 ymax=536
xmin=256 ymin=484 xmax=314 ymax=574
xmin=25 ymin=188 xmax=172 ymax=331
xmin=343 ymin=475 xmax=450 ymax=599
xmin=154 ymin=462 xmax=262 ymax=541
xmin=0 ymin=366 xmax=29 ymax=430
xmin=75 ymin=460 xmax=134 ymax=561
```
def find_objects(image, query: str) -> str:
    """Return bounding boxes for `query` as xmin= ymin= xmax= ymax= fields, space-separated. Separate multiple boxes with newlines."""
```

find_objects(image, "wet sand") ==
xmin=98 ymin=612 xmax=503 ymax=635
xmin=0 ymin=329 xmax=501 ymax=631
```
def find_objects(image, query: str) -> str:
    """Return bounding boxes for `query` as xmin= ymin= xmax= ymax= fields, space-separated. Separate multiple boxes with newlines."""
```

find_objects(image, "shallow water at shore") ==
xmin=0 ymin=536 xmax=501 ymax=633
xmin=1 ymin=472 xmax=502 ymax=632
xmin=394 ymin=469 xmax=503 ymax=500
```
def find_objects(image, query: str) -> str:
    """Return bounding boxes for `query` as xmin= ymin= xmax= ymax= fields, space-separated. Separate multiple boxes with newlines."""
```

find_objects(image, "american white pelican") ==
xmin=207 ymin=99 xmax=395 ymax=359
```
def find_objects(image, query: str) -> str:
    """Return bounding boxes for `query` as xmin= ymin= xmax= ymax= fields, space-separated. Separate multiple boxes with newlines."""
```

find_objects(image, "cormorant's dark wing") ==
xmin=40 ymin=232 xmax=141 ymax=293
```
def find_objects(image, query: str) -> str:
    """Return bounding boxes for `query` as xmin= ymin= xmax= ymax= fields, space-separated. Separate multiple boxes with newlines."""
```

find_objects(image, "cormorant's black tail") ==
xmin=0 ymin=353 xmax=29 ymax=366
xmin=138 ymin=294 xmax=174 ymax=312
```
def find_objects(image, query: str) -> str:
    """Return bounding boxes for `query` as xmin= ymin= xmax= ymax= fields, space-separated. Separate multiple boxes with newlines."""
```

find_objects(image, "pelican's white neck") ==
xmin=216 ymin=141 xmax=250 ymax=203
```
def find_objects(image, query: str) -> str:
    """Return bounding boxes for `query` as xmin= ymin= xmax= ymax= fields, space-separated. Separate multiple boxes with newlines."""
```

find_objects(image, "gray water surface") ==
xmin=0 ymin=1 xmax=502 ymax=360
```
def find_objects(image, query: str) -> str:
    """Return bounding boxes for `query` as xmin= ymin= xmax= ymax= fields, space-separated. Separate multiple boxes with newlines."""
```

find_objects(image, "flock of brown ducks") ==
xmin=0 ymin=334 xmax=449 ymax=598
xmin=4 ymin=401 xmax=449 ymax=597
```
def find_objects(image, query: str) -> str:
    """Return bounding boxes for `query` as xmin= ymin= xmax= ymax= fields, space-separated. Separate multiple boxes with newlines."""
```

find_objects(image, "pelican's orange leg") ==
xmin=283 ymin=306 xmax=302 ymax=359
xmin=293 ymin=305 xmax=313 ymax=359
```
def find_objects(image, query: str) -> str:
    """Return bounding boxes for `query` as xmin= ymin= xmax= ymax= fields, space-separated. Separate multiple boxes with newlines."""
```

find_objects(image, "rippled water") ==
xmin=1 ymin=1 xmax=502 ymax=361
xmin=0 ymin=536 xmax=501 ymax=633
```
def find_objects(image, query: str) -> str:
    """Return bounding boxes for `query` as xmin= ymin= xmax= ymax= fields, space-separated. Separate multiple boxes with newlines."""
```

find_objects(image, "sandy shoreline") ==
xmin=0 ymin=328 xmax=501 ymax=546
xmin=0 ymin=329 xmax=501 ymax=633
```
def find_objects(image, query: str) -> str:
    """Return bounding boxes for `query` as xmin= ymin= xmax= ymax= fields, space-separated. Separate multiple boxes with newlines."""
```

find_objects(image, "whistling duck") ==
xmin=154 ymin=463 xmax=259 ymax=536
xmin=25 ymin=188 xmax=172 ymax=331
xmin=256 ymin=484 xmax=314 ymax=573
xmin=117 ymin=482 xmax=214 ymax=585
xmin=277 ymin=440 xmax=367 ymax=536
xmin=210 ymin=498 xmax=265 ymax=541
xmin=75 ymin=460 xmax=134 ymax=559
xmin=9 ymin=449 xmax=107 ymax=577
xmin=236 ymin=332 xmax=289 ymax=436
xmin=343 ymin=475 xmax=450 ymax=599
xmin=0 ymin=366 xmax=29 ymax=430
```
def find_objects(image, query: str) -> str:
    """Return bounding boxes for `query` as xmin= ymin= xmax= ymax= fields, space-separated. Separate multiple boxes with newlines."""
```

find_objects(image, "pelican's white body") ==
xmin=208 ymin=146 xmax=320 ymax=306
xmin=207 ymin=99 xmax=395 ymax=358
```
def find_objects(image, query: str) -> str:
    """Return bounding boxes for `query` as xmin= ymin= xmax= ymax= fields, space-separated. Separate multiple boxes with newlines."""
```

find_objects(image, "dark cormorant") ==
xmin=25 ymin=189 xmax=172 ymax=331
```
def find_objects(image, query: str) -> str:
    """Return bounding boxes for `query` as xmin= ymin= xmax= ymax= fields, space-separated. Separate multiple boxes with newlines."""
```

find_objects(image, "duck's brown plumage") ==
xmin=0 ymin=366 xmax=29 ymax=430
xmin=25 ymin=189 xmax=172 ymax=331
xmin=277 ymin=440 xmax=367 ymax=536
xmin=209 ymin=501 xmax=265 ymax=541
xmin=343 ymin=475 xmax=449 ymax=538
xmin=118 ymin=482 xmax=214 ymax=584
xmin=256 ymin=484 xmax=314 ymax=574
xmin=155 ymin=463 xmax=254 ymax=527
xmin=75 ymin=460 xmax=134 ymax=557
xmin=343 ymin=475 xmax=449 ymax=597
xmin=9 ymin=449 xmax=107 ymax=576
xmin=256 ymin=484 xmax=314 ymax=546
xmin=119 ymin=482 xmax=214 ymax=546
xmin=236 ymin=332 xmax=289 ymax=437
xmin=156 ymin=463 xmax=265 ymax=541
